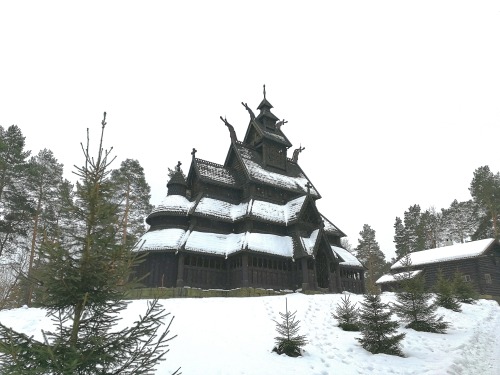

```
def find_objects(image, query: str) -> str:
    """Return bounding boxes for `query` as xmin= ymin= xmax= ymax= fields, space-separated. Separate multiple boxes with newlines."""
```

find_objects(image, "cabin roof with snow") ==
xmin=391 ymin=238 xmax=496 ymax=270
xmin=376 ymin=270 xmax=422 ymax=284
xmin=331 ymin=246 xmax=364 ymax=268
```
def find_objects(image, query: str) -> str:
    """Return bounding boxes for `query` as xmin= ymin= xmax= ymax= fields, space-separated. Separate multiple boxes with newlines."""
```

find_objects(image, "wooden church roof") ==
xmin=232 ymin=142 xmax=320 ymax=197
xmin=137 ymin=89 xmax=352 ymax=264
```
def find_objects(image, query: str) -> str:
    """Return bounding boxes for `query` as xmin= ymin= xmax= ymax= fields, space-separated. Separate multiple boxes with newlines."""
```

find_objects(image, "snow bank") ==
xmin=1 ymin=293 xmax=499 ymax=374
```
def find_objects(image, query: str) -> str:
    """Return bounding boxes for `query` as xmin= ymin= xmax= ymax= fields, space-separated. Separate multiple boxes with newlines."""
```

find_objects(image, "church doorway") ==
xmin=316 ymin=248 xmax=329 ymax=288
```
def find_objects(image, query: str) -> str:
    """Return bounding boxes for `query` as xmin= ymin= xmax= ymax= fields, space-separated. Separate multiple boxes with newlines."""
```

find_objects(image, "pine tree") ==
xmin=24 ymin=149 xmax=66 ymax=306
xmin=0 ymin=125 xmax=33 ymax=307
xmin=434 ymin=269 xmax=461 ymax=312
xmin=272 ymin=298 xmax=307 ymax=357
xmin=110 ymin=159 xmax=153 ymax=249
xmin=340 ymin=237 xmax=353 ymax=253
xmin=354 ymin=224 xmax=388 ymax=293
xmin=0 ymin=125 xmax=32 ymax=258
xmin=442 ymin=199 xmax=480 ymax=244
xmin=357 ymin=294 xmax=405 ymax=356
xmin=0 ymin=113 xmax=179 ymax=375
xmin=0 ymin=125 xmax=31 ymax=202
xmin=420 ymin=207 xmax=445 ymax=249
xmin=392 ymin=257 xmax=449 ymax=333
xmin=403 ymin=204 xmax=426 ymax=253
xmin=469 ymin=166 xmax=500 ymax=239
xmin=394 ymin=216 xmax=408 ymax=258
xmin=452 ymin=271 xmax=479 ymax=304
xmin=332 ymin=294 xmax=360 ymax=331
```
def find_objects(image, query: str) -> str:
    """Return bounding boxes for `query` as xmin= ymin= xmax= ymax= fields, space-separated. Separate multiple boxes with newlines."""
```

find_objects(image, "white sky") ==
xmin=1 ymin=1 xmax=499 ymax=259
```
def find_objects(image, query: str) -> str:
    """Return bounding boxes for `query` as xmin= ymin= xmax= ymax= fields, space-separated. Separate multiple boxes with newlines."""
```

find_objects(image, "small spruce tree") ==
xmin=0 ymin=114 xmax=179 ymax=375
xmin=272 ymin=298 xmax=307 ymax=357
xmin=434 ymin=269 xmax=461 ymax=312
xmin=452 ymin=271 xmax=479 ymax=304
xmin=392 ymin=257 xmax=449 ymax=333
xmin=332 ymin=294 xmax=360 ymax=331
xmin=357 ymin=294 xmax=405 ymax=356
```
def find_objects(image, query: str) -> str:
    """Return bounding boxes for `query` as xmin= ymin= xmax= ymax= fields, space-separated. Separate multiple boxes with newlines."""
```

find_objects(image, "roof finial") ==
xmin=176 ymin=161 xmax=182 ymax=172
xmin=292 ymin=145 xmax=305 ymax=163
xmin=276 ymin=119 xmax=288 ymax=131
xmin=306 ymin=181 xmax=312 ymax=195
xmin=241 ymin=102 xmax=255 ymax=121
xmin=191 ymin=148 xmax=197 ymax=159
xmin=220 ymin=116 xmax=237 ymax=142
xmin=263 ymin=84 xmax=266 ymax=99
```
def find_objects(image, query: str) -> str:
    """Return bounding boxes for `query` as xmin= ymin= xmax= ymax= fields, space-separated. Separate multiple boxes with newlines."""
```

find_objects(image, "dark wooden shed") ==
xmin=376 ymin=238 xmax=500 ymax=296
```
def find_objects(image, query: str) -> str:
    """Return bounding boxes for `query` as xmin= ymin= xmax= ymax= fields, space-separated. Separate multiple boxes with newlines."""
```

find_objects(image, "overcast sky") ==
xmin=1 ymin=1 xmax=499 ymax=259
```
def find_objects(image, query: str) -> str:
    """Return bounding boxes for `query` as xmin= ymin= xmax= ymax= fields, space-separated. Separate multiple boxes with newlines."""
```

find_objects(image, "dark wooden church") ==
xmin=134 ymin=89 xmax=365 ymax=294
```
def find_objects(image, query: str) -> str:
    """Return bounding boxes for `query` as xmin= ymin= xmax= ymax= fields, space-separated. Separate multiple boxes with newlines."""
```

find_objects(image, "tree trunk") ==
xmin=122 ymin=183 xmax=130 ymax=246
xmin=26 ymin=196 xmax=42 ymax=306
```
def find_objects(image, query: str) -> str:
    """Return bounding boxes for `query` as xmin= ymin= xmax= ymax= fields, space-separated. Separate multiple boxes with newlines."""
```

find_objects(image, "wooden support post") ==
xmin=242 ymin=253 xmax=249 ymax=287
xmin=176 ymin=253 xmax=184 ymax=288
xmin=301 ymin=258 xmax=309 ymax=291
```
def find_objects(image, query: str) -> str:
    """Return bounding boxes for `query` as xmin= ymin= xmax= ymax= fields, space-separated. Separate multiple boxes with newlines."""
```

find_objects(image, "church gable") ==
xmin=242 ymin=123 xmax=262 ymax=148
xmin=235 ymin=143 xmax=320 ymax=198
xmin=297 ymin=196 xmax=322 ymax=226
xmin=322 ymin=214 xmax=346 ymax=237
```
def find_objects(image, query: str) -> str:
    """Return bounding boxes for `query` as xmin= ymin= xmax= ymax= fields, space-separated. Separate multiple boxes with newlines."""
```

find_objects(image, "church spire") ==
xmin=167 ymin=161 xmax=187 ymax=196
xmin=256 ymin=84 xmax=279 ymax=128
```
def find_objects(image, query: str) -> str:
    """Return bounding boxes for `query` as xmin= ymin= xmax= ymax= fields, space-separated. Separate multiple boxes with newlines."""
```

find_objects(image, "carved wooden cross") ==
xmin=306 ymin=182 xmax=312 ymax=195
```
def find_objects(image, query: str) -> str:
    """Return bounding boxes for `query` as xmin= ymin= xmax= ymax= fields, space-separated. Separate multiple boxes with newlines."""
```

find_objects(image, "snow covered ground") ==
xmin=1 ymin=292 xmax=499 ymax=375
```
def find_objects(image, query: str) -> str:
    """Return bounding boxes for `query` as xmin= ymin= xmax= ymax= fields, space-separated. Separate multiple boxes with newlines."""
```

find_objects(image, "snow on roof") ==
xmin=185 ymin=231 xmax=245 ymax=256
xmin=245 ymin=232 xmax=294 ymax=257
xmin=135 ymin=228 xmax=187 ymax=251
xmin=237 ymin=145 xmax=319 ymax=196
xmin=136 ymin=229 xmax=295 ymax=258
xmin=285 ymin=196 xmax=307 ymax=222
xmin=195 ymin=197 xmax=248 ymax=221
xmin=193 ymin=195 xmax=307 ymax=225
xmin=150 ymin=195 xmax=194 ymax=215
xmin=321 ymin=215 xmax=344 ymax=236
xmin=250 ymin=200 xmax=286 ymax=223
xmin=391 ymin=238 xmax=495 ymax=269
xmin=376 ymin=270 xmax=423 ymax=284
xmin=196 ymin=159 xmax=238 ymax=186
xmin=250 ymin=196 xmax=306 ymax=224
xmin=300 ymin=229 xmax=320 ymax=255
xmin=331 ymin=246 xmax=363 ymax=267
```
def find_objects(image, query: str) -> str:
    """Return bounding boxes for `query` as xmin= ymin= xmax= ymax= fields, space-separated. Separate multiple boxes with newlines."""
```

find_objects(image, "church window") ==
xmin=485 ymin=274 xmax=492 ymax=284
xmin=463 ymin=274 xmax=471 ymax=282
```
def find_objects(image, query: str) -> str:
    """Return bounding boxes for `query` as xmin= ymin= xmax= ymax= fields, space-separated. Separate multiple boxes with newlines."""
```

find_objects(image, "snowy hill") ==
xmin=1 ymin=293 xmax=499 ymax=374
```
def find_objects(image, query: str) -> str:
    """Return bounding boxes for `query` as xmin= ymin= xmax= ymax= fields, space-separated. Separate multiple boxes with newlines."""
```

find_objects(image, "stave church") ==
xmin=134 ymin=88 xmax=365 ymax=294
